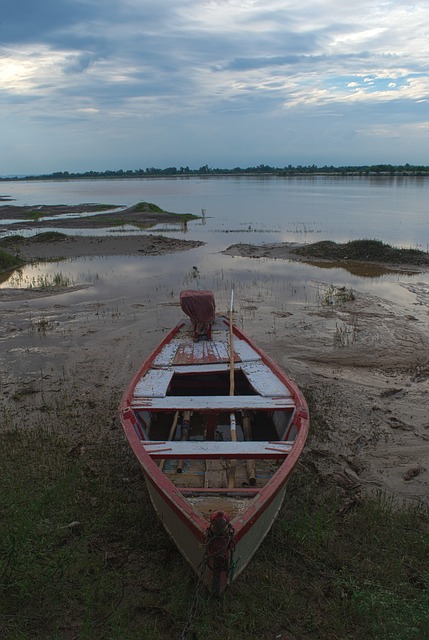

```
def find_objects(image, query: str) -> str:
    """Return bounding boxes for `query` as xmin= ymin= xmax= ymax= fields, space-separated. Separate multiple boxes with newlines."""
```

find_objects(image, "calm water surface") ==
xmin=1 ymin=176 xmax=428 ymax=307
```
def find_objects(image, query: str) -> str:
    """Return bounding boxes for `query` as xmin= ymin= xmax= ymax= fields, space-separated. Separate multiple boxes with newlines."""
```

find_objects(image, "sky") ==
xmin=1 ymin=0 xmax=429 ymax=175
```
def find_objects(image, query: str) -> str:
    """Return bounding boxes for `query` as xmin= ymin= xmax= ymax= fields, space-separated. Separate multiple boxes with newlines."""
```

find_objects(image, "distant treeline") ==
xmin=3 ymin=163 xmax=429 ymax=181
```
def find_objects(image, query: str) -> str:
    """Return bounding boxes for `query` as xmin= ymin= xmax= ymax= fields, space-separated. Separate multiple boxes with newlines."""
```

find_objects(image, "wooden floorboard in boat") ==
xmin=163 ymin=459 xmax=205 ymax=488
xmin=204 ymin=459 xmax=227 ymax=488
xmin=162 ymin=458 xmax=278 ymax=493
xmin=186 ymin=495 xmax=254 ymax=520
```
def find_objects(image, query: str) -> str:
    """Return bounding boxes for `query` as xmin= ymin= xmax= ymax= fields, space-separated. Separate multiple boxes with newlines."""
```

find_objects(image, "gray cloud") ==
xmin=1 ymin=0 xmax=429 ymax=174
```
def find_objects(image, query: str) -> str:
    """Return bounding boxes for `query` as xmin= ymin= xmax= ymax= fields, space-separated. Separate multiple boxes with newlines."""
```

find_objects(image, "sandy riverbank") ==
xmin=0 ymin=234 xmax=204 ymax=302
xmin=0 ymin=201 xmax=198 ymax=232
xmin=1 ymin=233 xmax=428 ymax=505
xmin=10 ymin=234 xmax=204 ymax=260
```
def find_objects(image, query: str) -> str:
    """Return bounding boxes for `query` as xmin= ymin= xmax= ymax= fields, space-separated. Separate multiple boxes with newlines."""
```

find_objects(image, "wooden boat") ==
xmin=119 ymin=290 xmax=309 ymax=595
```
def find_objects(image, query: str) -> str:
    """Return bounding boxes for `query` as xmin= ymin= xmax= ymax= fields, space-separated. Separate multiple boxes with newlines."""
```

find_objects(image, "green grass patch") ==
xmin=25 ymin=210 xmax=43 ymax=221
xmin=132 ymin=202 xmax=198 ymax=221
xmin=292 ymin=239 xmax=429 ymax=265
xmin=133 ymin=201 xmax=166 ymax=213
xmin=0 ymin=249 xmax=24 ymax=273
xmin=7 ymin=271 xmax=74 ymax=289
xmin=0 ymin=235 xmax=26 ymax=247
xmin=30 ymin=232 xmax=68 ymax=243
xmin=1 ymin=394 xmax=428 ymax=640
xmin=170 ymin=212 xmax=199 ymax=221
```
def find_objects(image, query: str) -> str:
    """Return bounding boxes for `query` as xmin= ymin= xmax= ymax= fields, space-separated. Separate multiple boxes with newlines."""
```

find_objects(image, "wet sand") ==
xmin=0 ymin=201 xmax=197 ymax=232
xmin=12 ymin=234 xmax=204 ymax=260
xmin=1 ymin=234 xmax=428 ymax=505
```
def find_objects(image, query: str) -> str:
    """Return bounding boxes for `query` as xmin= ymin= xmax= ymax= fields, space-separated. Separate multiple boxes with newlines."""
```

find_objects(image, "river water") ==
xmin=1 ymin=176 xmax=429 ymax=309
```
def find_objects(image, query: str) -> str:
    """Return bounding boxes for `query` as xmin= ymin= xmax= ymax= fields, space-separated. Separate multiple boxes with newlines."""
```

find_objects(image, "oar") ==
xmin=227 ymin=290 xmax=237 ymax=488
xmin=229 ymin=289 xmax=235 ymax=397
xmin=176 ymin=410 xmax=191 ymax=474
xmin=159 ymin=410 xmax=179 ymax=472
xmin=243 ymin=412 xmax=256 ymax=486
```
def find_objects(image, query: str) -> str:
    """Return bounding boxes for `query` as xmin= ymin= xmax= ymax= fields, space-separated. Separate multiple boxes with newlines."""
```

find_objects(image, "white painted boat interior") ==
xmin=131 ymin=318 xmax=298 ymax=520
xmin=141 ymin=440 xmax=293 ymax=458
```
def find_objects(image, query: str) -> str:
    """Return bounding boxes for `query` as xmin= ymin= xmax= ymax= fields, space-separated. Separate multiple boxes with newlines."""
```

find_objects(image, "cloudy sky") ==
xmin=1 ymin=0 xmax=429 ymax=175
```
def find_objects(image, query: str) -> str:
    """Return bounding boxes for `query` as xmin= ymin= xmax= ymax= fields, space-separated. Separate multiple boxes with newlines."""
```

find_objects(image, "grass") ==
xmin=133 ymin=202 xmax=199 ymax=221
xmin=30 ymin=232 xmax=68 ymax=243
xmin=0 ymin=249 xmax=24 ymax=273
xmin=1 ymin=388 xmax=428 ymax=640
xmin=133 ymin=202 xmax=166 ymax=213
xmin=0 ymin=235 xmax=74 ymax=289
xmin=319 ymin=283 xmax=355 ymax=306
xmin=7 ymin=271 xmax=74 ymax=289
xmin=26 ymin=211 xmax=43 ymax=221
xmin=292 ymin=239 xmax=429 ymax=266
xmin=0 ymin=234 xmax=69 ymax=278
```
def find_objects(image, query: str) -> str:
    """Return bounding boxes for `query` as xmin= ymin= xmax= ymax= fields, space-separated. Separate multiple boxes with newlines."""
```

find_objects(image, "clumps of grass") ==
xmin=1 ymin=386 xmax=428 ymax=639
xmin=0 ymin=235 xmax=25 ymax=247
xmin=272 ymin=472 xmax=429 ymax=640
xmin=292 ymin=239 xmax=429 ymax=265
xmin=0 ymin=248 xmax=24 ymax=273
xmin=0 ymin=234 xmax=70 ymax=277
xmin=133 ymin=202 xmax=198 ymax=221
xmin=134 ymin=201 xmax=165 ymax=213
xmin=7 ymin=270 xmax=74 ymax=289
xmin=30 ymin=232 xmax=68 ymax=243
xmin=0 ymin=401 xmax=167 ymax=639
xmin=32 ymin=272 xmax=74 ymax=288
xmin=1 ymin=231 xmax=68 ymax=245
xmin=319 ymin=283 xmax=355 ymax=305
xmin=334 ymin=319 xmax=359 ymax=347
xmin=26 ymin=210 xmax=43 ymax=221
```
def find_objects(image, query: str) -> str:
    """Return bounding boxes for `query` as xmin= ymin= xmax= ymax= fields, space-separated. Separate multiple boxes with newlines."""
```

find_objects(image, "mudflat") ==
xmin=0 ymin=201 xmax=197 ymax=232
xmin=1 ymin=216 xmax=429 ymax=506
xmin=10 ymin=234 xmax=204 ymax=261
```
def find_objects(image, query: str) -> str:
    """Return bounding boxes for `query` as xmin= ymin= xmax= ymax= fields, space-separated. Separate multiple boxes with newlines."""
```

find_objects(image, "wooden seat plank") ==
xmin=133 ymin=368 xmax=174 ymax=398
xmin=141 ymin=440 xmax=293 ymax=459
xmin=241 ymin=361 xmax=291 ymax=397
xmin=131 ymin=394 xmax=295 ymax=410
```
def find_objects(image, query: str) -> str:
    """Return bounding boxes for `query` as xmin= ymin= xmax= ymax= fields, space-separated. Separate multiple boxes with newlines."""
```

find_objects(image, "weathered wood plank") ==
xmin=131 ymin=394 xmax=295 ymax=410
xmin=141 ymin=440 xmax=293 ymax=459
xmin=241 ymin=361 xmax=291 ymax=397
xmin=204 ymin=459 xmax=228 ymax=488
xmin=133 ymin=368 xmax=174 ymax=398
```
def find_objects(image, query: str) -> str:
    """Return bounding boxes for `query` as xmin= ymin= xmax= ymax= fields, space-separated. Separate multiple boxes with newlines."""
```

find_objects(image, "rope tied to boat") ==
xmin=180 ymin=557 xmax=207 ymax=640
xmin=205 ymin=511 xmax=235 ymax=575
xmin=180 ymin=512 xmax=236 ymax=639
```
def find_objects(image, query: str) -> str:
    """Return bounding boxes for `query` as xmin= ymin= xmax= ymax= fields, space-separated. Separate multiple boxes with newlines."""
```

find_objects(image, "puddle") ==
xmin=0 ymin=247 xmax=424 ymax=313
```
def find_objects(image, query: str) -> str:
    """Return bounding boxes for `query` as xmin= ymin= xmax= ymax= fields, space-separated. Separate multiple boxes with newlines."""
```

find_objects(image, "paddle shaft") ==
xmin=159 ymin=410 xmax=179 ymax=472
xmin=176 ymin=410 xmax=191 ymax=473
xmin=228 ymin=291 xmax=237 ymax=488
xmin=229 ymin=290 xmax=235 ymax=398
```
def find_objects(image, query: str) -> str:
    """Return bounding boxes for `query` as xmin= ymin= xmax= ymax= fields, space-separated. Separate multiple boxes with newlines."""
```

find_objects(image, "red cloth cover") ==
xmin=180 ymin=290 xmax=215 ymax=334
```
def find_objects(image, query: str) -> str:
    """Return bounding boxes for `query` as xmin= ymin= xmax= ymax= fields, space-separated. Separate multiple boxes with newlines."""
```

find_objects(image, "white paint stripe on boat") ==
xmin=153 ymin=343 xmax=179 ymax=366
xmin=141 ymin=440 xmax=293 ymax=458
xmin=134 ymin=368 xmax=174 ymax=397
xmin=131 ymin=394 xmax=295 ymax=410
xmin=233 ymin=339 xmax=261 ymax=362
xmin=241 ymin=361 xmax=291 ymax=397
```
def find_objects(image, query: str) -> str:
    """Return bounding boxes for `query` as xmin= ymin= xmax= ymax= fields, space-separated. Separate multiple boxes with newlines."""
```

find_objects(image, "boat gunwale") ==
xmin=119 ymin=316 xmax=309 ymax=545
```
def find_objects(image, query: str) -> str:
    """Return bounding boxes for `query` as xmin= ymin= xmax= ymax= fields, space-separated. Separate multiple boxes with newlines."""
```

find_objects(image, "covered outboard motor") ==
xmin=180 ymin=290 xmax=215 ymax=340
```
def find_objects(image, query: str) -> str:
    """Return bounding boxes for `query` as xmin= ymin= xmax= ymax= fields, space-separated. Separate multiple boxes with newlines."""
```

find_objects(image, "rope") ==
xmin=180 ymin=518 xmax=235 ymax=639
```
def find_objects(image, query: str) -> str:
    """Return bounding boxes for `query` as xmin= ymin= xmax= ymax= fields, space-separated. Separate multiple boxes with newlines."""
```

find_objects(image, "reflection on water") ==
xmin=1 ymin=176 xmax=428 ymax=312
xmin=2 ymin=175 xmax=429 ymax=249
xmin=303 ymin=259 xmax=421 ymax=278
xmin=1 ymin=245 xmax=423 ymax=310
xmin=0 ymin=269 xmax=15 ymax=286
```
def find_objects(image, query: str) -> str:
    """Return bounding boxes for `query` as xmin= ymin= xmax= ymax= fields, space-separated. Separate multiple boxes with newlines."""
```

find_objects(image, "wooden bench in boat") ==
xmin=134 ymin=361 xmax=293 ymax=399
xmin=140 ymin=440 xmax=293 ymax=459
xmin=131 ymin=395 xmax=295 ymax=411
